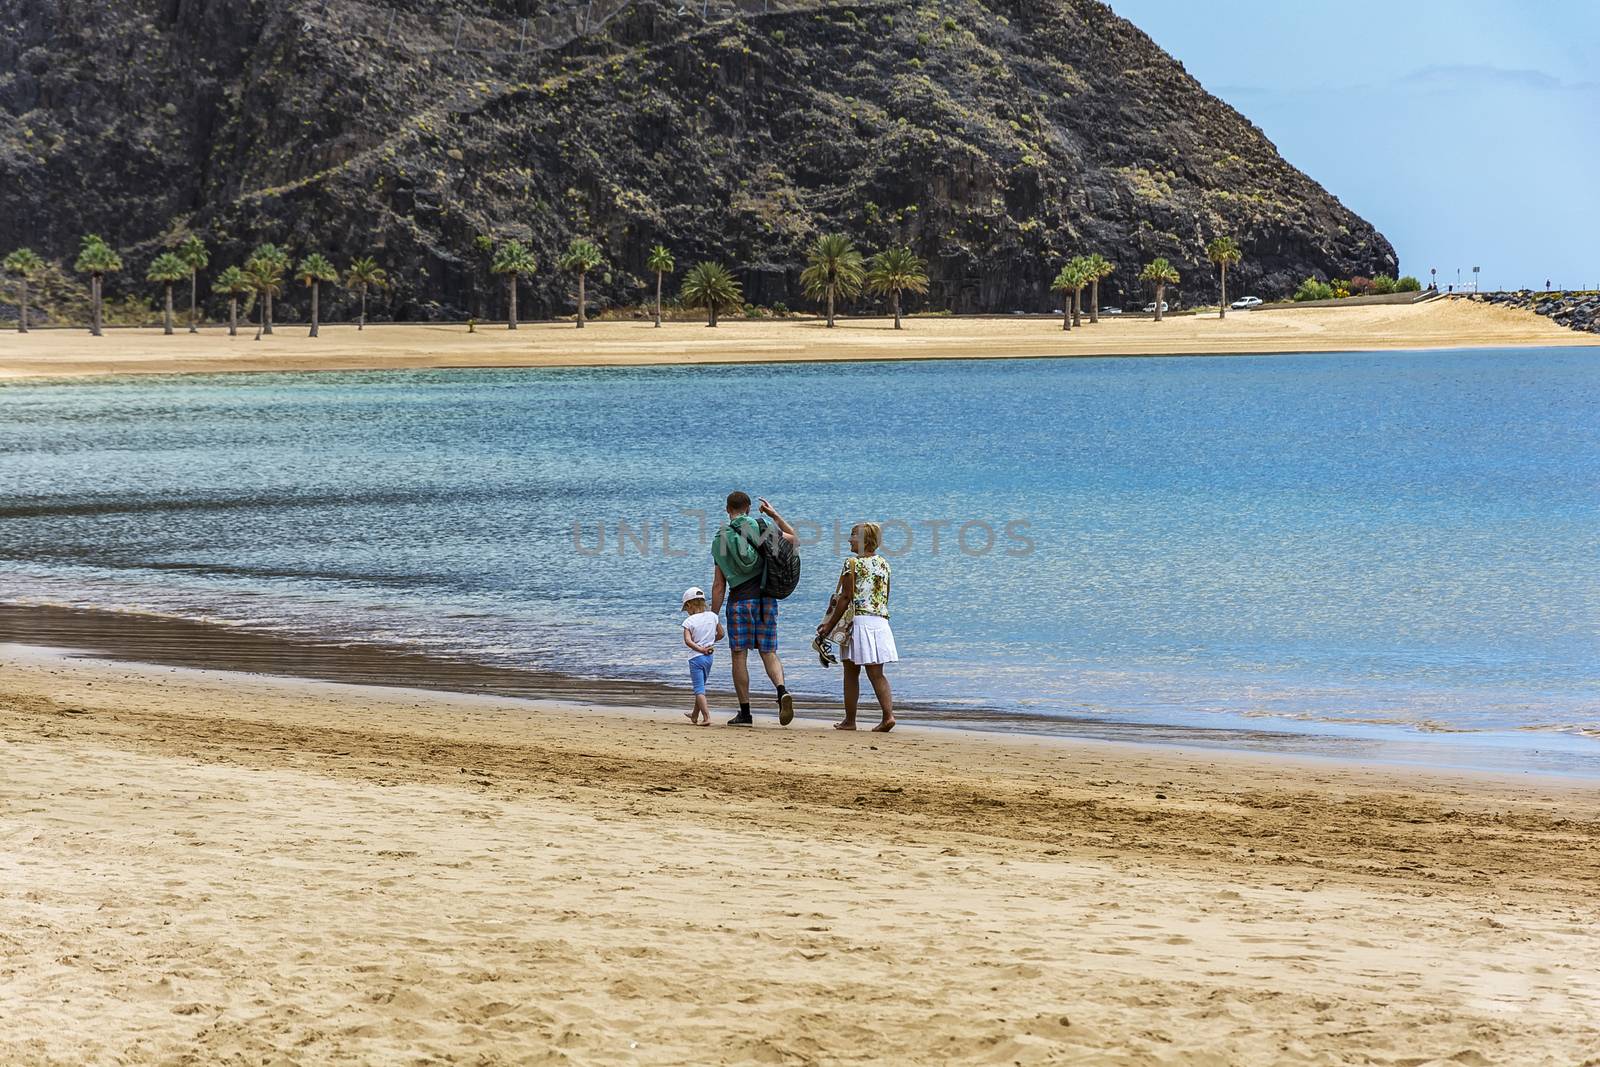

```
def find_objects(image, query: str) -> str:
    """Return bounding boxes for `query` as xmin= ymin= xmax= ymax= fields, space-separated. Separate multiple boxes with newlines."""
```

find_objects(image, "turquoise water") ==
xmin=2 ymin=349 xmax=1597 ymax=770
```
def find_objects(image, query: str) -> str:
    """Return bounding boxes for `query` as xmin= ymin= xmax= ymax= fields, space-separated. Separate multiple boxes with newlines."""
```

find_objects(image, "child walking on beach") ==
xmin=680 ymin=587 xmax=722 ymax=726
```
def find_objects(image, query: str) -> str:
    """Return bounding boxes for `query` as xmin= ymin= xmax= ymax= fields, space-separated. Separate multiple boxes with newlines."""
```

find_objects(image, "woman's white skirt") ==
xmin=846 ymin=614 xmax=899 ymax=665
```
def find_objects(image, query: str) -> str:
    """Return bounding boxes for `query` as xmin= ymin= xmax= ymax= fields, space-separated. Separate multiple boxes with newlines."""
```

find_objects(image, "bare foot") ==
xmin=684 ymin=711 xmax=698 ymax=723
xmin=872 ymin=718 xmax=896 ymax=733
xmin=696 ymin=718 xmax=710 ymax=727
xmin=833 ymin=720 xmax=857 ymax=731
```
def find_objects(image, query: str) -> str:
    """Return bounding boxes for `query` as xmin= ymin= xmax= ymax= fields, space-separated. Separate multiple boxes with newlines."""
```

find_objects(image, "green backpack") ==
xmin=739 ymin=520 xmax=801 ymax=600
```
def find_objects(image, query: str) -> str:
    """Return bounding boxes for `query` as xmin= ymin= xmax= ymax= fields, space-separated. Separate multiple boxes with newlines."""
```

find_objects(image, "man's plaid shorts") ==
xmin=725 ymin=596 xmax=779 ymax=653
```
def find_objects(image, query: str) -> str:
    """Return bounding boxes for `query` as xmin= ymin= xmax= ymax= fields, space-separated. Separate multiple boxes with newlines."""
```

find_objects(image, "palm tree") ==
xmin=75 ymin=235 xmax=123 ymax=337
xmin=679 ymin=261 xmax=742 ymax=327
xmin=865 ymin=247 xmax=929 ymax=330
xmin=3 ymin=248 xmax=44 ymax=333
xmin=296 ymin=253 xmax=338 ymax=338
xmin=800 ymin=233 xmax=865 ymax=327
xmin=1051 ymin=262 xmax=1087 ymax=332
xmin=1207 ymin=237 xmax=1243 ymax=318
xmin=244 ymin=253 xmax=285 ymax=342
xmin=1084 ymin=253 xmax=1115 ymax=324
xmin=489 ymin=240 xmax=535 ymax=329
xmin=1070 ymin=256 xmax=1098 ymax=325
xmin=177 ymin=235 xmax=208 ymax=333
xmin=247 ymin=244 xmax=290 ymax=334
xmin=646 ymin=244 xmax=674 ymax=328
xmin=343 ymin=256 xmax=388 ymax=330
xmin=1139 ymin=258 xmax=1180 ymax=322
xmin=559 ymin=238 xmax=603 ymax=328
xmin=213 ymin=265 xmax=251 ymax=337
xmin=146 ymin=252 xmax=188 ymax=335
xmin=1075 ymin=257 xmax=1095 ymax=324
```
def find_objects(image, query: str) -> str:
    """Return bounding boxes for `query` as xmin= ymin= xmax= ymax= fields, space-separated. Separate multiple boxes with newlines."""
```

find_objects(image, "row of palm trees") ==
xmin=4 ymin=231 xmax=1247 ymax=334
xmin=193 ymin=242 xmax=390 ymax=340
xmin=485 ymin=233 xmax=933 ymax=330
xmin=212 ymin=243 xmax=385 ymax=339
xmin=1048 ymin=238 xmax=1244 ymax=331
xmin=0 ymin=235 xmax=388 ymax=337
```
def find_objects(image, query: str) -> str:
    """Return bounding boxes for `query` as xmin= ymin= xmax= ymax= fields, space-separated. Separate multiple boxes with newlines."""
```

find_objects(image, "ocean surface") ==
xmin=2 ymin=349 xmax=1597 ymax=772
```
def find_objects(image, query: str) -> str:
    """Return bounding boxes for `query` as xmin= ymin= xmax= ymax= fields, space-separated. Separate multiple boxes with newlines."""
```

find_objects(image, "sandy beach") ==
xmin=4 ymin=646 xmax=1598 ymax=1065
xmin=1 ymin=299 xmax=1592 ymax=380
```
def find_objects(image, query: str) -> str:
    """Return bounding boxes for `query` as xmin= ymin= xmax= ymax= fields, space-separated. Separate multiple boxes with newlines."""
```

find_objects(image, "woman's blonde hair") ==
xmin=855 ymin=522 xmax=882 ymax=554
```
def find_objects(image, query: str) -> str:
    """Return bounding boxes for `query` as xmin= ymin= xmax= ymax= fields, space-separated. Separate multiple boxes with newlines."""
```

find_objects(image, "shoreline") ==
xmin=4 ymin=646 xmax=1598 ymax=1063
xmin=1 ymin=300 xmax=1593 ymax=381
xmin=4 ymin=601 xmax=1597 ymax=778
xmin=0 ymin=601 xmax=1370 ymax=751
xmin=4 ymin=639 xmax=1593 ymax=791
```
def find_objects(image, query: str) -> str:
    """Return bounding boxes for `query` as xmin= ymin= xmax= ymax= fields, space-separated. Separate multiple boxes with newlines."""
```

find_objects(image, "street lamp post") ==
xmin=1431 ymin=267 xmax=1437 ymax=291
xmin=1473 ymin=266 xmax=1480 ymax=293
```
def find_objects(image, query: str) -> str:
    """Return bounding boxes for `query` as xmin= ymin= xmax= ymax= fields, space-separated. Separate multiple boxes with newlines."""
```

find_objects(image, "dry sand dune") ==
xmin=1 ymin=299 xmax=1592 ymax=381
xmin=4 ymin=648 xmax=1598 ymax=1065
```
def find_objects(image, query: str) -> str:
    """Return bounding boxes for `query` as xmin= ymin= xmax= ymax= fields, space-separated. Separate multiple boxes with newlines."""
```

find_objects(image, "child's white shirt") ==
xmin=682 ymin=610 xmax=718 ymax=657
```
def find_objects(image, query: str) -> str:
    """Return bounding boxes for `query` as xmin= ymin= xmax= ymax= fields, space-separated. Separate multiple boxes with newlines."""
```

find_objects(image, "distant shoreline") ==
xmin=1 ymin=300 xmax=1592 ymax=381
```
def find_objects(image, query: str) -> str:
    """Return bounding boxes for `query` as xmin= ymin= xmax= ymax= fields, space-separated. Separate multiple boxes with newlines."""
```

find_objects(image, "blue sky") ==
xmin=1106 ymin=0 xmax=1600 ymax=290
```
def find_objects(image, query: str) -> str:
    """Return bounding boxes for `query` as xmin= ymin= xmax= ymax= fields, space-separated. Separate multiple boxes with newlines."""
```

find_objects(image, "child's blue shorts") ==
xmin=688 ymin=653 xmax=713 ymax=695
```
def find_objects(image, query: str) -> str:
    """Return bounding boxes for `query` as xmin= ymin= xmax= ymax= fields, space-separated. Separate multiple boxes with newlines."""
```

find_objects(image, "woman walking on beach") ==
xmin=816 ymin=522 xmax=897 ymax=732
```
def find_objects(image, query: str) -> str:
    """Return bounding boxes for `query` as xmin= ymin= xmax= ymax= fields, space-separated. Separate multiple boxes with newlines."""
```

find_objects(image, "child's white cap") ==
xmin=681 ymin=586 xmax=707 ymax=607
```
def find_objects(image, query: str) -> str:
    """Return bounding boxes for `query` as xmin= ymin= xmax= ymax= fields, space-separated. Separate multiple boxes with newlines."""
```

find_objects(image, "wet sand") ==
xmin=1 ymin=299 xmax=1591 ymax=381
xmin=3 ymin=645 xmax=1598 ymax=1065
xmin=0 ymin=603 xmax=1501 ymax=763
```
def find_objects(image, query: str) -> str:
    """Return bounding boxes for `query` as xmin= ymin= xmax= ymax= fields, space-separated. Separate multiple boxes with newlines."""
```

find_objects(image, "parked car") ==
xmin=1143 ymin=301 xmax=1169 ymax=314
xmin=1230 ymin=296 xmax=1264 ymax=310
xmin=1102 ymin=306 xmax=1123 ymax=315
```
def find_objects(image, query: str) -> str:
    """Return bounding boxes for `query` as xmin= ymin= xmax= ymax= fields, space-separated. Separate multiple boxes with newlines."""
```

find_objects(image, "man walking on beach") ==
xmin=712 ymin=491 xmax=797 ymax=727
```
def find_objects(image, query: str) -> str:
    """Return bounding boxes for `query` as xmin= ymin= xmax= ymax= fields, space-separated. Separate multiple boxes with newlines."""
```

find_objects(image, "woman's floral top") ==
xmin=844 ymin=554 xmax=891 ymax=618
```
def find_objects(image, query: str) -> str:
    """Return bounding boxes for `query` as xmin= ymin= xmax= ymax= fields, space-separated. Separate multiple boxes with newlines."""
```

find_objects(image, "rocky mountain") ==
xmin=1 ymin=0 xmax=1399 ymax=323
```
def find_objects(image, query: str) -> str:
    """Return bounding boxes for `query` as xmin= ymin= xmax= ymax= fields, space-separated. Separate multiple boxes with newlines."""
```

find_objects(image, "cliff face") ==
xmin=0 ymin=0 xmax=1398 ymax=322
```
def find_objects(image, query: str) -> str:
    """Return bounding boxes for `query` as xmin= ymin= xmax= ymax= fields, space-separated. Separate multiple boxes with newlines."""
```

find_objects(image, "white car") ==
xmin=1143 ymin=301 xmax=1169 ymax=314
xmin=1230 ymin=296 xmax=1264 ymax=310
xmin=1102 ymin=306 xmax=1123 ymax=315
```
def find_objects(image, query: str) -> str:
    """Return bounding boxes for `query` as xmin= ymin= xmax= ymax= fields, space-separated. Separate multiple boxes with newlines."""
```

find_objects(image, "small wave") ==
xmin=3 ymin=597 xmax=257 ymax=629
xmin=1515 ymin=722 xmax=1600 ymax=738
xmin=0 ymin=488 xmax=445 ymax=520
